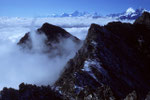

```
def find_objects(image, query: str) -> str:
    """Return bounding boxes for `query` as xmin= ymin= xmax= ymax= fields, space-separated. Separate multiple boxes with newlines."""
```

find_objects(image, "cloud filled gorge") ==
xmin=0 ymin=25 xmax=82 ymax=90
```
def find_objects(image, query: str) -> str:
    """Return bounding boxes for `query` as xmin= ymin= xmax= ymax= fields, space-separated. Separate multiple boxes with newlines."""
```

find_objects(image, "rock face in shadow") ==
xmin=18 ymin=23 xmax=80 ymax=50
xmin=0 ymin=83 xmax=62 ymax=100
xmin=54 ymin=12 xmax=150 ymax=99
xmin=134 ymin=12 xmax=150 ymax=27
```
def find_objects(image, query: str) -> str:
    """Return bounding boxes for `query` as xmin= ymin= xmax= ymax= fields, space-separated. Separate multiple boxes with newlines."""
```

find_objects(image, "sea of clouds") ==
xmin=0 ymin=16 xmax=133 ymax=90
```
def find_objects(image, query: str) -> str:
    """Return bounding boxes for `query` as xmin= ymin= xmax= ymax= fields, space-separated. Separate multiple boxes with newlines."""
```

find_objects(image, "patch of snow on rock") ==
xmin=82 ymin=59 xmax=107 ymax=81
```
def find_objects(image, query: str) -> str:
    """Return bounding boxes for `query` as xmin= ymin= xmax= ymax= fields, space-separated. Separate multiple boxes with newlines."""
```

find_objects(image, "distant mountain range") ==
xmin=107 ymin=7 xmax=149 ymax=20
xmin=47 ymin=8 xmax=150 ymax=20
xmin=48 ymin=10 xmax=101 ymax=18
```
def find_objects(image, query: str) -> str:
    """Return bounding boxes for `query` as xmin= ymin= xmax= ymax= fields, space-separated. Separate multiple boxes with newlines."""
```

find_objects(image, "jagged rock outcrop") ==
xmin=18 ymin=23 xmax=80 ymax=50
xmin=54 ymin=12 xmax=150 ymax=100
xmin=134 ymin=12 xmax=150 ymax=27
xmin=0 ymin=83 xmax=62 ymax=100
xmin=145 ymin=92 xmax=150 ymax=100
xmin=124 ymin=91 xmax=137 ymax=100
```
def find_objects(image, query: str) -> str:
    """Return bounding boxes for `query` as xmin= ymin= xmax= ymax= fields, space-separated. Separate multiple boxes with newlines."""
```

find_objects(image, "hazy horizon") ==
xmin=0 ymin=0 xmax=150 ymax=17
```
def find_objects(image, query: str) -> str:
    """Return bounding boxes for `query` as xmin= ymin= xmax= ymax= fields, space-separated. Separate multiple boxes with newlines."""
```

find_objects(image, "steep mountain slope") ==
xmin=54 ymin=12 xmax=150 ymax=99
xmin=18 ymin=22 xmax=80 ymax=47
xmin=18 ymin=23 xmax=81 ymax=55
xmin=134 ymin=12 xmax=150 ymax=27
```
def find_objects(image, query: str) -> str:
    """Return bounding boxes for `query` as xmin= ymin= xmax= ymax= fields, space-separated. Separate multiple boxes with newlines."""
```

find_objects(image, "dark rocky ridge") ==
xmin=18 ymin=23 xmax=80 ymax=50
xmin=54 ymin=12 xmax=150 ymax=100
xmin=134 ymin=12 xmax=150 ymax=27
xmin=0 ymin=83 xmax=62 ymax=100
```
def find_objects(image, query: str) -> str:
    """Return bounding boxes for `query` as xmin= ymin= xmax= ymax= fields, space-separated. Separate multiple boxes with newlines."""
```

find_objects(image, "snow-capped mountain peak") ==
xmin=107 ymin=7 xmax=149 ymax=20
xmin=71 ymin=10 xmax=80 ymax=16
xmin=125 ymin=7 xmax=135 ymax=15
xmin=47 ymin=11 xmax=101 ymax=18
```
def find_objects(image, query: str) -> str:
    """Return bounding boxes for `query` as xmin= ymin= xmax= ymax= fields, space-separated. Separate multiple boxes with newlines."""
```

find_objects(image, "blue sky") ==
xmin=0 ymin=0 xmax=149 ymax=17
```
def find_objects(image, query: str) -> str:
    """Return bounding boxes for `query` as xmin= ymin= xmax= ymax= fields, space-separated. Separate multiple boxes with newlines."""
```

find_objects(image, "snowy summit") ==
xmin=125 ymin=7 xmax=136 ymax=15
